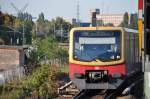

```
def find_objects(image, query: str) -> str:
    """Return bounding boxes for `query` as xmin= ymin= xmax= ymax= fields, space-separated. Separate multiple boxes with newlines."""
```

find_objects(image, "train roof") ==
xmin=124 ymin=28 xmax=138 ymax=33
xmin=70 ymin=27 xmax=138 ymax=34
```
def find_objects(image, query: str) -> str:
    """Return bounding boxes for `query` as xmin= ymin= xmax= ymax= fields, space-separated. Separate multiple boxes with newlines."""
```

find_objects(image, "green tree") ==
xmin=14 ymin=13 xmax=33 ymax=44
xmin=50 ymin=17 xmax=72 ymax=42
xmin=97 ymin=20 xmax=104 ymax=26
xmin=36 ymin=12 xmax=47 ymax=37
xmin=3 ymin=14 xmax=13 ymax=26
xmin=52 ymin=17 xmax=72 ymax=32
xmin=36 ymin=16 xmax=72 ymax=41
xmin=120 ymin=12 xmax=129 ymax=27
xmin=14 ymin=18 xmax=23 ymax=30
xmin=129 ymin=13 xmax=138 ymax=29
xmin=18 ymin=12 xmax=32 ymax=21
xmin=37 ymin=12 xmax=45 ymax=23
xmin=29 ymin=37 xmax=68 ymax=63
xmin=24 ymin=20 xmax=34 ymax=44
xmin=105 ymin=23 xmax=114 ymax=26
xmin=0 ymin=12 xmax=13 ymax=26
xmin=0 ymin=11 xmax=4 ymax=25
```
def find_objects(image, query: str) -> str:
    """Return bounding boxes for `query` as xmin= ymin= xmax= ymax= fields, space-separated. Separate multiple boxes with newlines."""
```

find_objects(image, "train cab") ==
xmin=69 ymin=27 xmax=140 ymax=90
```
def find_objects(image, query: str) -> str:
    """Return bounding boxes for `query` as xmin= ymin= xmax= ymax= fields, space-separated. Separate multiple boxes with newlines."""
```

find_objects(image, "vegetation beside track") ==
xmin=0 ymin=64 xmax=66 ymax=99
xmin=0 ymin=37 xmax=69 ymax=99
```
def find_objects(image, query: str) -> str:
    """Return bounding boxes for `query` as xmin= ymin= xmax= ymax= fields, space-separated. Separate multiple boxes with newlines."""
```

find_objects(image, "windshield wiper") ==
xmin=95 ymin=52 xmax=119 ymax=62
xmin=74 ymin=52 xmax=98 ymax=62
xmin=92 ymin=52 xmax=110 ymax=62
xmin=90 ymin=57 xmax=98 ymax=62
xmin=82 ymin=51 xmax=98 ymax=62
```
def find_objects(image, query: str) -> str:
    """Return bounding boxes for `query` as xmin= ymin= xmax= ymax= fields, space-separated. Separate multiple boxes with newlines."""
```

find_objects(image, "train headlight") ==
xmin=117 ymin=55 xmax=120 ymax=59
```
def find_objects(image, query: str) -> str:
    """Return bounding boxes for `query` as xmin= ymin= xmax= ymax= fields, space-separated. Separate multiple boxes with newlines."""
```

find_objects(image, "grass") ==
xmin=60 ymin=65 xmax=69 ymax=73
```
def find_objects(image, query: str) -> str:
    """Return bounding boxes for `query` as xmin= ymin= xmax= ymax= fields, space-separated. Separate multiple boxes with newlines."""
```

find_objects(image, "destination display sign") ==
xmin=74 ymin=30 xmax=121 ymax=37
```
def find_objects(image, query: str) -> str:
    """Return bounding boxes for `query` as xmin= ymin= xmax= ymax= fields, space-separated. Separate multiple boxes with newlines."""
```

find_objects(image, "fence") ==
xmin=0 ymin=57 xmax=68 ymax=85
xmin=0 ymin=57 xmax=69 ymax=99
xmin=40 ymin=57 xmax=68 ymax=67
xmin=0 ymin=66 xmax=25 ymax=84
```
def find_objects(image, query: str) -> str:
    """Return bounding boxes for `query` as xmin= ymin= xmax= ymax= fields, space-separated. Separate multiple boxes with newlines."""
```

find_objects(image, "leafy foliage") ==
xmin=13 ymin=14 xmax=33 ymax=44
xmin=29 ymin=37 xmax=68 ymax=65
xmin=1 ymin=11 xmax=72 ymax=45
xmin=37 ymin=12 xmax=45 ymax=23
xmin=0 ymin=11 xmax=13 ymax=26
xmin=120 ymin=12 xmax=138 ymax=29
xmin=97 ymin=20 xmax=104 ymax=26
xmin=35 ymin=13 xmax=72 ymax=41
xmin=105 ymin=23 xmax=114 ymax=26
xmin=0 ymin=11 xmax=33 ymax=45
xmin=129 ymin=13 xmax=138 ymax=29
xmin=0 ymin=64 xmax=61 ymax=98
xmin=120 ymin=12 xmax=129 ymax=27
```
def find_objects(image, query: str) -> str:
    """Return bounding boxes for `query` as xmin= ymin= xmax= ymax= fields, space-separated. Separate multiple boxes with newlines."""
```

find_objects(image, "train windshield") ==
xmin=73 ymin=30 xmax=121 ymax=62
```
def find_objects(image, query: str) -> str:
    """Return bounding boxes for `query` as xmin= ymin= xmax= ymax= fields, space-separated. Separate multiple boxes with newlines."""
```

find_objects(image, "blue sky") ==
xmin=0 ymin=0 xmax=138 ymax=22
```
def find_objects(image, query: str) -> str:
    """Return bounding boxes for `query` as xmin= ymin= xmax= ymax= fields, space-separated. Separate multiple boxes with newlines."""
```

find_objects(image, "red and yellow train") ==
xmin=69 ymin=27 xmax=141 ymax=90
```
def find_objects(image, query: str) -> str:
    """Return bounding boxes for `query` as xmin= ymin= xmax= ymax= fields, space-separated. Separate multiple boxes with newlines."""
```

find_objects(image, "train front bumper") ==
xmin=72 ymin=78 xmax=123 ymax=90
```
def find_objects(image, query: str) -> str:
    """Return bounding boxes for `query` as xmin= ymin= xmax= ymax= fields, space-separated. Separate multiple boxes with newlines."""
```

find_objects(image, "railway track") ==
xmin=58 ymin=86 xmax=135 ymax=99
xmin=58 ymin=82 xmax=109 ymax=99
xmin=58 ymin=81 xmax=79 ymax=98
xmin=73 ymin=89 xmax=106 ymax=99
xmin=72 ymin=90 xmax=87 ymax=99
xmin=57 ymin=74 xmax=141 ymax=99
xmin=72 ymin=90 xmax=135 ymax=99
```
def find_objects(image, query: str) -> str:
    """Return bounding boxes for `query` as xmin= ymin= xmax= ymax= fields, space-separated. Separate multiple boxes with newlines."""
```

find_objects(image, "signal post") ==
xmin=138 ymin=0 xmax=150 ymax=98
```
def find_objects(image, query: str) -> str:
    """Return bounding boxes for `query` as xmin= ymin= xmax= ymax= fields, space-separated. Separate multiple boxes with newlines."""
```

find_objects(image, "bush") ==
xmin=29 ymin=37 xmax=68 ymax=64
xmin=0 ymin=64 xmax=61 ymax=99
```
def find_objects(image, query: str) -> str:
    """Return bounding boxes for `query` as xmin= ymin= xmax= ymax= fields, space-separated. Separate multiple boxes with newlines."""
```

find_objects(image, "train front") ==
xmin=69 ymin=27 xmax=125 ymax=90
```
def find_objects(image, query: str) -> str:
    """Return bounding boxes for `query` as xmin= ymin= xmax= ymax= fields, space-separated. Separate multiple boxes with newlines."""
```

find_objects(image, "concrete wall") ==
xmin=0 ymin=48 xmax=24 ymax=71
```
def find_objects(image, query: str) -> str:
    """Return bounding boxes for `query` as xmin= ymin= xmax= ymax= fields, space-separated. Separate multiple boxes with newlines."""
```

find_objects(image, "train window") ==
xmin=73 ymin=30 xmax=121 ymax=62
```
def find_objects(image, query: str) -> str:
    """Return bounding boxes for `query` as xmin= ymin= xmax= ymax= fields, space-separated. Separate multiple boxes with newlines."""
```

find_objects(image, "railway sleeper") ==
xmin=58 ymin=81 xmax=79 ymax=97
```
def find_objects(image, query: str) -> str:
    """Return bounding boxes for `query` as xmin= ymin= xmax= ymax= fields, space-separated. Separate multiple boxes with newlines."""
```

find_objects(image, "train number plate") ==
xmin=86 ymin=70 xmax=108 ymax=83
